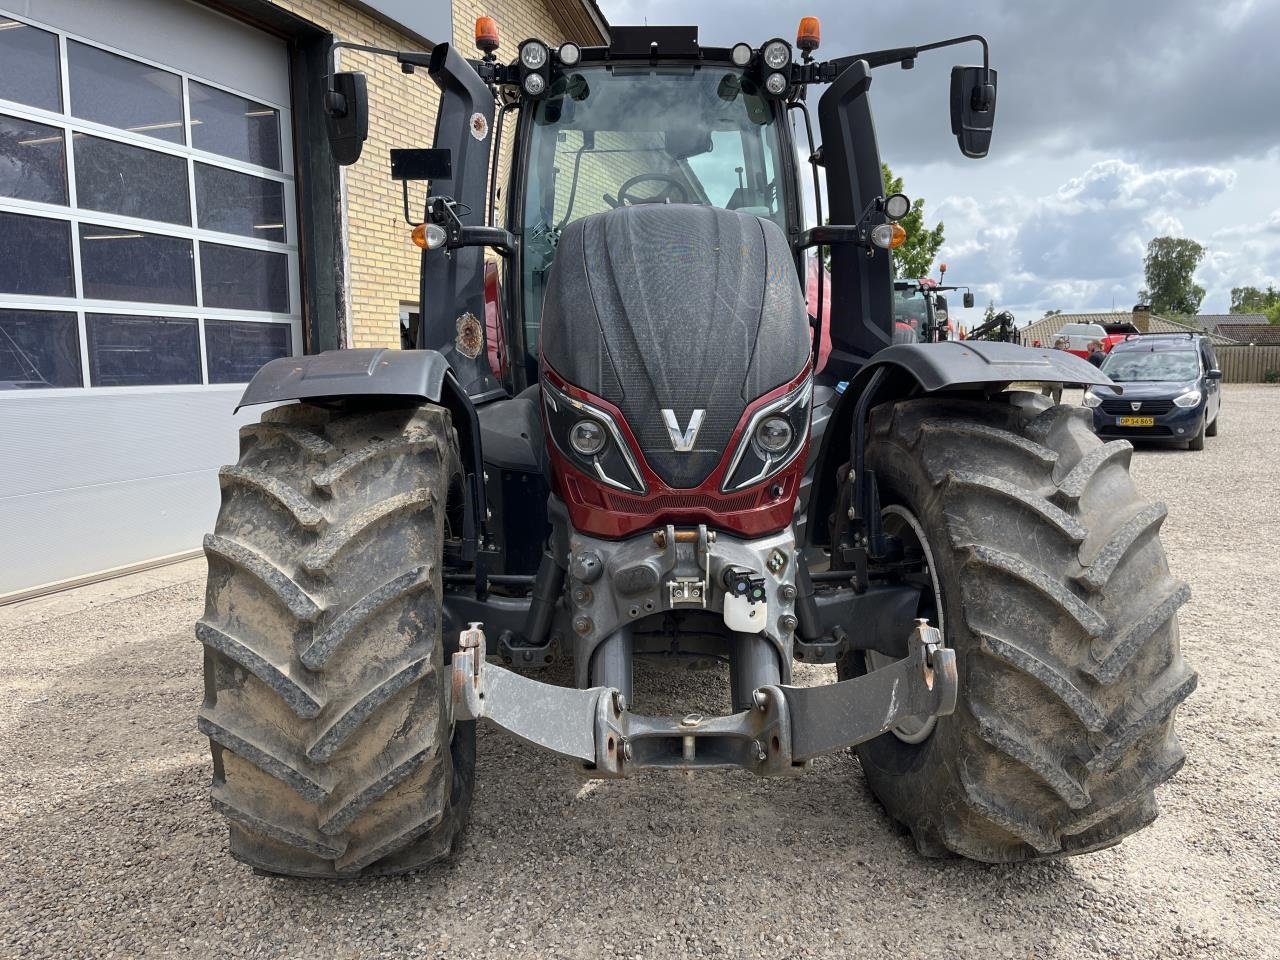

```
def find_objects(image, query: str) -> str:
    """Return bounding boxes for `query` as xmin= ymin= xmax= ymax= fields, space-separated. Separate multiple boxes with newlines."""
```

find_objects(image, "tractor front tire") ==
xmin=843 ymin=394 xmax=1196 ymax=862
xmin=198 ymin=402 xmax=474 ymax=877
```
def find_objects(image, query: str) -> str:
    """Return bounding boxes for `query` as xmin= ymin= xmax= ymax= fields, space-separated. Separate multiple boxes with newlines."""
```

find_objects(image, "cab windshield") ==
xmin=1101 ymin=349 xmax=1201 ymax=383
xmin=893 ymin=287 xmax=932 ymax=328
xmin=519 ymin=66 xmax=786 ymax=364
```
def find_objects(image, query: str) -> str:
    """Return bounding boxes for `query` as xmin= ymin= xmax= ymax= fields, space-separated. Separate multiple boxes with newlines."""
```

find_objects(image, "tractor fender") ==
xmin=803 ymin=340 xmax=1117 ymax=547
xmin=238 ymin=348 xmax=486 ymax=551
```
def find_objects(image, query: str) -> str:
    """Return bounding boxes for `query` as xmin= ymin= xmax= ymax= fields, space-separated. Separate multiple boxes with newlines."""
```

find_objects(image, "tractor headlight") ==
xmin=569 ymin=419 xmax=606 ymax=456
xmin=1173 ymin=389 xmax=1202 ymax=408
xmin=543 ymin=378 xmax=646 ymax=494
xmin=522 ymin=72 xmax=546 ymax=96
xmin=1082 ymin=390 xmax=1103 ymax=409
xmin=754 ymin=416 xmax=793 ymax=454
xmin=723 ymin=377 xmax=812 ymax=492
xmin=764 ymin=72 xmax=789 ymax=96
xmin=520 ymin=40 xmax=549 ymax=69
xmin=557 ymin=42 xmax=581 ymax=66
xmin=762 ymin=39 xmax=791 ymax=70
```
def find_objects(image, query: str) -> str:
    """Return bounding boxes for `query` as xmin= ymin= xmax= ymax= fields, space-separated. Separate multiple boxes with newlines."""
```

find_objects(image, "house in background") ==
xmin=0 ymin=0 xmax=607 ymax=599
xmin=1018 ymin=307 xmax=1240 ymax=350
xmin=1187 ymin=313 xmax=1280 ymax=344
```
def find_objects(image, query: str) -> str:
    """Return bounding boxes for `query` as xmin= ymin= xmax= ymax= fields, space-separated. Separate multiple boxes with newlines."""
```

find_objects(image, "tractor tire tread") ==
xmin=199 ymin=402 xmax=473 ymax=878
xmin=849 ymin=393 xmax=1194 ymax=863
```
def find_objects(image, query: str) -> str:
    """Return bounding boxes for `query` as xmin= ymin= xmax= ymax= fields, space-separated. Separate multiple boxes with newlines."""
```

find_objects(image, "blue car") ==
xmin=1083 ymin=334 xmax=1222 ymax=450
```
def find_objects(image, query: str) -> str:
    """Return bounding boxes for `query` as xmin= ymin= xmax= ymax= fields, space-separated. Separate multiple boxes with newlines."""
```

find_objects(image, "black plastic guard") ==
xmin=237 ymin=348 xmax=456 ymax=410
xmin=801 ymin=341 xmax=1118 ymax=551
xmin=236 ymin=348 xmax=487 ymax=560
xmin=847 ymin=340 xmax=1119 ymax=396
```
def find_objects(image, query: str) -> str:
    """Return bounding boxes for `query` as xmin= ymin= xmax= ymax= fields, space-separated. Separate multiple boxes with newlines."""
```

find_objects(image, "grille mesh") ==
xmin=1101 ymin=398 xmax=1174 ymax=415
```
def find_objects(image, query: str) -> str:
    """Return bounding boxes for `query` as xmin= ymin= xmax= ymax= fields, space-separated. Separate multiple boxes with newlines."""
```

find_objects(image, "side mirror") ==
xmin=324 ymin=72 xmax=369 ymax=166
xmin=949 ymin=65 xmax=997 ymax=158
xmin=1207 ymin=369 xmax=1223 ymax=380
xmin=963 ymin=291 xmax=975 ymax=309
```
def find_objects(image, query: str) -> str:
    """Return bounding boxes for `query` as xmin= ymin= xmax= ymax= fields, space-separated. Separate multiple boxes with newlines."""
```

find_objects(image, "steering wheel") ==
xmin=608 ymin=173 xmax=690 ymax=208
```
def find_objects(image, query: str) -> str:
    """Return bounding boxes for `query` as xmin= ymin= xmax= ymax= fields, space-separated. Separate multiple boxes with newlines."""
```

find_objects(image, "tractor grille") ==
xmin=605 ymin=489 xmax=759 ymax=514
xmin=1100 ymin=397 xmax=1174 ymax=415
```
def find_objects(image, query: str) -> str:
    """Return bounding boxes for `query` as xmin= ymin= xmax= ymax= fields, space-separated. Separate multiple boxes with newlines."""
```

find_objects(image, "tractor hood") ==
xmin=540 ymin=205 xmax=811 ymax=489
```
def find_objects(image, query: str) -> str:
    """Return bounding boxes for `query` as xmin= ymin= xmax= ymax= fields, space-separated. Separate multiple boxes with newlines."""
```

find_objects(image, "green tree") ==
xmin=1231 ymin=284 xmax=1280 ymax=323
xmin=1142 ymin=237 xmax=1206 ymax=317
xmin=883 ymin=162 xmax=944 ymax=279
xmin=983 ymin=300 xmax=997 ymax=323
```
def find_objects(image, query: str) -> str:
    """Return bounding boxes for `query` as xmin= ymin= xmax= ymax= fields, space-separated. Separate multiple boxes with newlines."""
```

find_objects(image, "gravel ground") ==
xmin=1 ymin=384 xmax=1277 ymax=960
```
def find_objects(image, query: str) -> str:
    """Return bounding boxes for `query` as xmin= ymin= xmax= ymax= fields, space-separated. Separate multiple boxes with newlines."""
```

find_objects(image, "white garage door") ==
xmin=0 ymin=0 xmax=300 ymax=597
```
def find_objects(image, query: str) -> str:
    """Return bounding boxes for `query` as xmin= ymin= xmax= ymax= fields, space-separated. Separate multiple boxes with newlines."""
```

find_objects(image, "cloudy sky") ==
xmin=598 ymin=0 xmax=1280 ymax=325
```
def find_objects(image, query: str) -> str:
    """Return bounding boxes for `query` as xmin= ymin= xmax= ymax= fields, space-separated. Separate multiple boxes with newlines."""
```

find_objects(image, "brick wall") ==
xmin=266 ymin=0 xmax=605 ymax=348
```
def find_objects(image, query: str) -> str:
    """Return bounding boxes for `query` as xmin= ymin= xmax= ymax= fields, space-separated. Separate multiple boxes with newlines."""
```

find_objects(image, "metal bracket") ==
xmin=453 ymin=623 xmax=606 ymax=763
xmin=451 ymin=619 xmax=956 ymax=776
xmin=779 ymin=620 xmax=957 ymax=762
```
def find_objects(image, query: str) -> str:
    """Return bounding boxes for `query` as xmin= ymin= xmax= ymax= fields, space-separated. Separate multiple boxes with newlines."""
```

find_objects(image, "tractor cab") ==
xmin=515 ymin=53 xmax=793 ymax=385
xmin=892 ymin=276 xmax=975 ymax=343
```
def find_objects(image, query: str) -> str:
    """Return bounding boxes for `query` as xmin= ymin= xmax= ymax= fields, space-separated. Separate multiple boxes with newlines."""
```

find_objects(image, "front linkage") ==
xmin=452 ymin=620 xmax=956 ymax=777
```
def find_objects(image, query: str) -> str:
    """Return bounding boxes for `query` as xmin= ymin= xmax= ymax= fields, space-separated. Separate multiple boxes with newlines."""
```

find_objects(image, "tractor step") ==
xmin=451 ymin=621 xmax=956 ymax=778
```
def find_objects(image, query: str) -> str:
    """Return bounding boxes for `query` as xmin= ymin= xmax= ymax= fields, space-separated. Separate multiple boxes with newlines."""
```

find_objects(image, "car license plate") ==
xmin=1117 ymin=416 xmax=1155 ymax=427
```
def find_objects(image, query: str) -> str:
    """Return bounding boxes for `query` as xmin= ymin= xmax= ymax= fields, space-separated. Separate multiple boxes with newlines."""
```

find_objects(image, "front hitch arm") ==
xmin=451 ymin=620 xmax=957 ymax=777
xmin=777 ymin=620 xmax=956 ymax=762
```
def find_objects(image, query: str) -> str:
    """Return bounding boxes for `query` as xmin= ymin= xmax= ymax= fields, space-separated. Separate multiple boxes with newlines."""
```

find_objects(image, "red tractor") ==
xmin=197 ymin=17 xmax=1195 ymax=877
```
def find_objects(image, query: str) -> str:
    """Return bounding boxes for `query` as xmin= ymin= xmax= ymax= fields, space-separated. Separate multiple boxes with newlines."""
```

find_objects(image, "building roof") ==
xmin=1219 ymin=323 xmax=1280 ymax=345
xmin=555 ymin=0 xmax=610 ymax=43
xmin=1190 ymin=313 xmax=1269 ymax=327
xmin=1017 ymin=311 xmax=1239 ymax=347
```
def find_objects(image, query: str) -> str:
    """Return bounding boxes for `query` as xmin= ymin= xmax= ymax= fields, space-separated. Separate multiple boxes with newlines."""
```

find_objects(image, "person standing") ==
xmin=1086 ymin=340 xmax=1106 ymax=367
xmin=1043 ymin=336 xmax=1070 ymax=404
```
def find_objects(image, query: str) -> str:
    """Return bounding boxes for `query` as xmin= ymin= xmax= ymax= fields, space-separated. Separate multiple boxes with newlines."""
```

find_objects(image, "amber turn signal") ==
xmin=475 ymin=15 xmax=500 ymax=54
xmin=412 ymin=222 xmax=447 ymax=250
xmin=796 ymin=16 xmax=821 ymax=53
xmin=889 ymin=222 xmax=907 ymax=249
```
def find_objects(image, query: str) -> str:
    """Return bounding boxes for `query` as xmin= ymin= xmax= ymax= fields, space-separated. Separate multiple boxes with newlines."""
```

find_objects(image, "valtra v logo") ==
xmin=661 ymin=409 xmax=705 ymax=452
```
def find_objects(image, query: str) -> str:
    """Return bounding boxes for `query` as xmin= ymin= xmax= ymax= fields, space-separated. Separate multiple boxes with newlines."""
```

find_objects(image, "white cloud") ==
xmin=932 ymin=158 xmax=1252 ymax=320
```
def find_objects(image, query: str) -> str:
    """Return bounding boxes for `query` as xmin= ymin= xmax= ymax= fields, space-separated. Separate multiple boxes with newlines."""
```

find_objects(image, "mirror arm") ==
xmin=325 ymin=40 xmax=432 ymax=85
xmin=798 ymin=225 xmax=863 ymax=249
xmin=427 ymin=196 xmax=515 ymax=255
xmin=457 ymin=225 xmax=516 ymax=255
xmin=815 ymin=34 xmax=990 ymax=99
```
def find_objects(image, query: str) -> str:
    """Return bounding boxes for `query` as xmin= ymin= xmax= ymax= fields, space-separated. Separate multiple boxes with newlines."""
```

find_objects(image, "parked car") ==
xmin=1054 ymin=321 xmax=1141 ymax=358
xmin=1083 ymin=334 xmax=1222 ymax=449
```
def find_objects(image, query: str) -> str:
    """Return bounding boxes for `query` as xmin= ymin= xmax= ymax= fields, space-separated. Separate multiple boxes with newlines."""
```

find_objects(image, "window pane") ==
xmin=0 ymin=309 xmax=80 ymax=389
xmin=200 ymin=243 xmax=288 ymax=312
xmin=79 ymin=224 xmax=194 ymax=304
xmin=0 ymin=20 xmax=61 ymax=112
xmin=0 ymin=113 xmax=67 ymax=204
xmin=205 ymin=319 xmax=290 ymax=383
xmin=86 ymin=314 xmax=199 ymax=386
xmin=68 ymin=41 xmax=184 ymax=144
xmin=189 ymin=81 xmax=281 ymax=169
xmin=195 ymin=163 xmax=284 ymax=241
xmin=0 ymin=212 xmax=73 ymax=296
xmin=73 ymin=133 xmax=190 ymax=225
